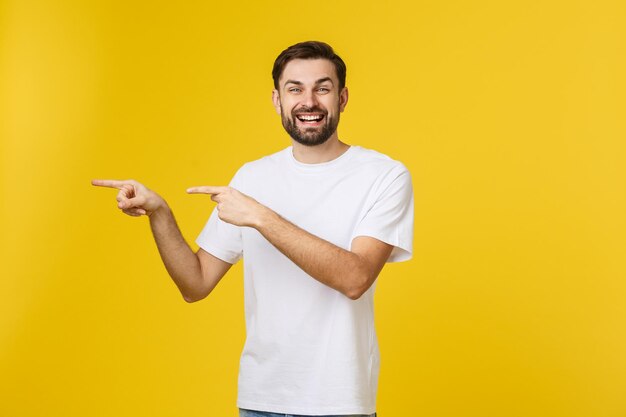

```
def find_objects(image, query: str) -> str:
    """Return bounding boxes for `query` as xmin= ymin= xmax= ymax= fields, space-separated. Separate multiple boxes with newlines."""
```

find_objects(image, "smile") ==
xmin=296 ymin=113 xmax=324 ymax=122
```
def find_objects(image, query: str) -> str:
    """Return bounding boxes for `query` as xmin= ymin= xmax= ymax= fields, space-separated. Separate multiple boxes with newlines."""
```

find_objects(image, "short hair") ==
xmin=272 ymin=41 xmax=347 ymax=90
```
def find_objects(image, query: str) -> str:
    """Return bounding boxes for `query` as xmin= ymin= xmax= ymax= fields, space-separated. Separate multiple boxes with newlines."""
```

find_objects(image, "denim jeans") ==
xmin=239 ymin=409 xmax=376 ymax=417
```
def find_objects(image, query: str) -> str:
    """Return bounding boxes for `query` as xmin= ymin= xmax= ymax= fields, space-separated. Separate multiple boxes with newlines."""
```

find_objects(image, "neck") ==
xmin=291 ymin=135 xmax=350 ymax=164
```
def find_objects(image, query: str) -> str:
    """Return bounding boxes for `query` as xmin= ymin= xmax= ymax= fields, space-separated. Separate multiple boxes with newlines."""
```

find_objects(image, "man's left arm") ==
xmin=187 ymin=185 xmax=393 ymax=300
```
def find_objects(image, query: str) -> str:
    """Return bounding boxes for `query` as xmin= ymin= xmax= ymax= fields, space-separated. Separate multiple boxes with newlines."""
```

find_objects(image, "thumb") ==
xmin=119 ymin=196 xmax=144 ymax=209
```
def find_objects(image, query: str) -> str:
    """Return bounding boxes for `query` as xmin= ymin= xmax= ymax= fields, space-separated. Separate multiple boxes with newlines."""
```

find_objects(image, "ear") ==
xmin=272 ymin=89 xmax=282 ymax=115
xmin=339 ymin=87 xmax=349 ymax=112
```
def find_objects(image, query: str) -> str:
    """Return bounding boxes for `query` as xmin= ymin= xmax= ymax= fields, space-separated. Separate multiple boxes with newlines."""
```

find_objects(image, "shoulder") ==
xmin=228 ymin=147 xmax=291 ymax=190
xmin=350 ymin=145 xmax=410 ymax=180
xmin=233 ymin=147 xmax=291 ymax=177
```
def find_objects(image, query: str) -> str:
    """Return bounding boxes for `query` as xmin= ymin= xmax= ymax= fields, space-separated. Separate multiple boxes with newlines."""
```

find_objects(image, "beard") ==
xmin=281 ymin=105 xmax=340 ymax=147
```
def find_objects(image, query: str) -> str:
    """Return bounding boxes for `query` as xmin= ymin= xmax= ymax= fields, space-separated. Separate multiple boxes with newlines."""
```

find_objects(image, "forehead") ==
xmin=279 ymin=58 xmax=338 ymax=86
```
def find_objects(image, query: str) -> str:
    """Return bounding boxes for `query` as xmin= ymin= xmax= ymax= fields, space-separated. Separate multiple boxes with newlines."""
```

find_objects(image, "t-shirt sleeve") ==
xmin=351 ymin=164 xmax=414 ymax=263
xmin=195 ymin=168 xmax=245 ymax=264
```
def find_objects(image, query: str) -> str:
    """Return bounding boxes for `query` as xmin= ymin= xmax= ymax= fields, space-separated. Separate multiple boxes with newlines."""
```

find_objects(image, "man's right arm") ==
xmin=148 ymin=205 xmax=232 ymax=302
xmin=92 ymin=179 xmax=232 ymax=302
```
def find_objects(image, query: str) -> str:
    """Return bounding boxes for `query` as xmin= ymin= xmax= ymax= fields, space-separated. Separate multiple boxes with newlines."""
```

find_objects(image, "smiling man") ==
xmin=275 ymin=58 xmax=346 ymax=148
xmin=93 ymin=41 xmax=413 ymax=417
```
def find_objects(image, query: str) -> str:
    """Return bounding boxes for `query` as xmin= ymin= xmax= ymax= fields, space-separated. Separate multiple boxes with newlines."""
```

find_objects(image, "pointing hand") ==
xmin=92 ymin=179 xmax=166 ymax=217
xmin=186 ymin=186 xmax=267 ymax=228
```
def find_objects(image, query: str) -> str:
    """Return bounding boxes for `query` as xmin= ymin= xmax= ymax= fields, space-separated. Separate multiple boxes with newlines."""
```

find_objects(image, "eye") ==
xmin=317 ymin=87 xmax=330 ymax=93
xmin=288 ymin=87 xmax=302 ymax=93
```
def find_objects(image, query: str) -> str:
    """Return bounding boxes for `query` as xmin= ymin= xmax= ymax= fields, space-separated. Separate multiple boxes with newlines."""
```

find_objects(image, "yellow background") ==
xmin=1 ymin=0 xmax=625 ymax=416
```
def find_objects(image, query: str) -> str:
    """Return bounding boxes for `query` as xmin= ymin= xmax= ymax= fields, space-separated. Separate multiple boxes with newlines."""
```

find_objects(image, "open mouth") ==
xmin=295 ymin=113 xmax=325 ymax=125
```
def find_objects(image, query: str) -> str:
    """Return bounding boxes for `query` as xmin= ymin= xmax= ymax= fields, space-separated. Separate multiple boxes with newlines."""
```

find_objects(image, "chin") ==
xmin=292 ymin=135 xmax=331 ymax=147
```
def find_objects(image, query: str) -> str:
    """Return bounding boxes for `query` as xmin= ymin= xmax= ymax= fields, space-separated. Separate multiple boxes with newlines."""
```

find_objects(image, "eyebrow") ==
xmin=283 ymin=77 xmax=335 ymax=88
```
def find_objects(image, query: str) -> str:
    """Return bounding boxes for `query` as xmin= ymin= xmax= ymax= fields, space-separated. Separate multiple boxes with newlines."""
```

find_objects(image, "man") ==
xmin=93 ymin=41 xmax=413 ymax=417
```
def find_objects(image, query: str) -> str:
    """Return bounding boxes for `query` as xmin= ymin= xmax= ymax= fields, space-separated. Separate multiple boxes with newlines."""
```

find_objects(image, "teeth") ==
xmin=298 ymin=114 xmax=322 ymax=121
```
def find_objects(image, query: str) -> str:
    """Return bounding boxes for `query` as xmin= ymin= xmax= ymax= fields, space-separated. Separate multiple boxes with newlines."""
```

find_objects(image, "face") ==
xmin=272 ymin=58 xmax=348 ymax=147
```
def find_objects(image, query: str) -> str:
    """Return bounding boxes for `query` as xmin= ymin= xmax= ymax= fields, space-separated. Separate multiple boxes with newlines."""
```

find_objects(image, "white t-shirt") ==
xmin=196 ymin=145 xmax=413 ymax=415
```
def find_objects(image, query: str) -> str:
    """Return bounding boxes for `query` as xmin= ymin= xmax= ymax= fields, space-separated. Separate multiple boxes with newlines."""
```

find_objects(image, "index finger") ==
xmin=186 ymin=186 xmax=228 ymax=195
xmin=91 ymin=179 xmax=127 ymax=189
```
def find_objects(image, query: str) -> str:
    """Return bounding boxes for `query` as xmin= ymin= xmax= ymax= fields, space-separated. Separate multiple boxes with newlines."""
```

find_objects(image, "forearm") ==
xmin=148 ymin=205 xmax=205 ymax=301
xmin=255 ymin=210 xmax=370 ymax=299
xmin=185 ymin=185 xmax=388 ymax=299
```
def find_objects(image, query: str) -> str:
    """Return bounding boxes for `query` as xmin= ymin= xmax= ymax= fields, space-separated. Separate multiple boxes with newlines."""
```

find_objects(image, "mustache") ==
xmin=293 ymin=106 xmax=327 ymax=115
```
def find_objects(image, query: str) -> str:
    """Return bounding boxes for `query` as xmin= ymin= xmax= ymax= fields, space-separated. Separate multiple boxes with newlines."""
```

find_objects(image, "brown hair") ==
xmin=272 ymin=41 xmax=347 ymax=90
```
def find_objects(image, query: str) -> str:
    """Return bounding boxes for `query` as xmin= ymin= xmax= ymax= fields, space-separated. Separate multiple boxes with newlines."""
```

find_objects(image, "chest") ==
xmin=242 ymin=170 xmax=379 ymax=248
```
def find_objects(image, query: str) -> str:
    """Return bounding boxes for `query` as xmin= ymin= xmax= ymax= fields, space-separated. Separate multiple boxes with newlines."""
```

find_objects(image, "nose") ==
xmin=301 ymin=89 xmax=319 ymax=109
